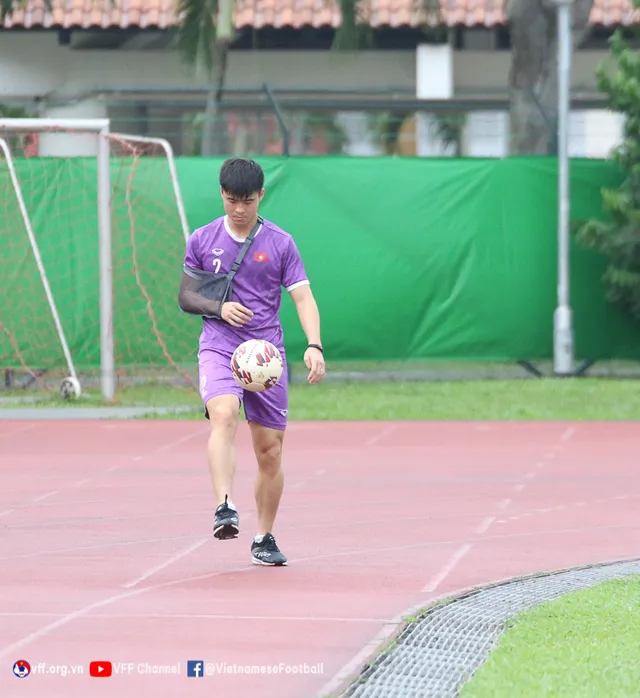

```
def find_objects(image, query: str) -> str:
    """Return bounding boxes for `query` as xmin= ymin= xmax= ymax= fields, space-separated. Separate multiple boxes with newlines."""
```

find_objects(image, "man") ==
xmin=178 ymin=157 xmax=325 ymax=567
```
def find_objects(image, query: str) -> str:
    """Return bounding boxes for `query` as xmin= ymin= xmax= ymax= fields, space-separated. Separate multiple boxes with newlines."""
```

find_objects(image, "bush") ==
xmin=576 ymin=3 xmax=640 ymax=322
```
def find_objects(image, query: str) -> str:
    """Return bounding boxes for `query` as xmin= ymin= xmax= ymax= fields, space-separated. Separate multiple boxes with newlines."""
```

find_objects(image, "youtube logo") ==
xmin=89 ymin=661 xmax=112 ymax=677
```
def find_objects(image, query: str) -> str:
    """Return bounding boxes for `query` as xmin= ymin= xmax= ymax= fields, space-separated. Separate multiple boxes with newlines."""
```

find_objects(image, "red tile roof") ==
xmin=2 ymin=0 xmax=639 ymax=30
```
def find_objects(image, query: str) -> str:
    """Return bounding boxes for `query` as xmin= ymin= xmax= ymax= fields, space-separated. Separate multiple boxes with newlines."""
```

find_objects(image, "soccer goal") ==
xmin=0 ymin=118 xmax=197 ymax=402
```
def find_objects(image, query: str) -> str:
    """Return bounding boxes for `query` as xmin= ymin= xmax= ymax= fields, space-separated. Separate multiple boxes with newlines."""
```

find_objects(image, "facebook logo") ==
xmin=187 ymin=660 xmax=204 ymax=677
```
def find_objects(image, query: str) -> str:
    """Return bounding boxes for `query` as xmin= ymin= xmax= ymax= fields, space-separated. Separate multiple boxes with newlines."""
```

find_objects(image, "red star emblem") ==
xmin=254 ymin=251 xmax=269 ymax=263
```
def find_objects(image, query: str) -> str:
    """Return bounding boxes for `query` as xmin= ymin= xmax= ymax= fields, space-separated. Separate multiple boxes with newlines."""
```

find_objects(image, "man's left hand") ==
xmin=304 ymin=347 xmax=325 ymax=384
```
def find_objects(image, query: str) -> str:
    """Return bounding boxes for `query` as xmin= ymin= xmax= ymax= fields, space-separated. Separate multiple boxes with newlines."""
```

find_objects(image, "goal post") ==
xmin=0 ymin=118 xmax=112 ymax=400
xmin=0 ymin=118 xmax=195 ymax=402
xmin=110 ymin=132 xmax=190 ymax=246
xmin=0 ymin=135 xmax=81 ymax=396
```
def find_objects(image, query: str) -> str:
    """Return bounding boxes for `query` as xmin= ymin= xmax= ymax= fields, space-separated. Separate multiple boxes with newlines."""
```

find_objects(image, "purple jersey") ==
xmin=183 ymin=215 xmax=309 ymax=351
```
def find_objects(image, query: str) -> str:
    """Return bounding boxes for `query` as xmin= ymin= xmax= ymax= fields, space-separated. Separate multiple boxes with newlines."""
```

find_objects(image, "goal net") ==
xmin=0 ymin=119 xmax=199 ymax=402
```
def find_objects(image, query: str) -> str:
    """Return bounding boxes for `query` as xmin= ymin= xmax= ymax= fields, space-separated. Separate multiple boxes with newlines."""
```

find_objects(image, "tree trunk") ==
xmin=200 ymin=0 xmax=234 ymax=156
xmin=507 ymin=0 xmax=594 ymax=155
xmin=200 ymin=90 xmax=217 ymax=157
xmin=200 ymin=40 xmax=230 ymax=156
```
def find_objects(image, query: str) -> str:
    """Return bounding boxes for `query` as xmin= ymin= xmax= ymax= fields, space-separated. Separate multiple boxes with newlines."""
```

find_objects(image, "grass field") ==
xmin=459 ymin=576 xmax=640 ymax=697
xmin=4 ymin=375 xmax=640 ymax=420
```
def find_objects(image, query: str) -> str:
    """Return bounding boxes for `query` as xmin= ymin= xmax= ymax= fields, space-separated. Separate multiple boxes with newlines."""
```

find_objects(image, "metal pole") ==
xmin=0 ymin=118 xmax=110 ymax=131
xmin=553 ymin=0 xmax=574 ymax=375
xmin=0 ymin=137 xmax=79 ymax=383
xmin=97 ymin=124 xmax=115 ymax=401
xmin=263 ymin=84 xmax=291 ymax=156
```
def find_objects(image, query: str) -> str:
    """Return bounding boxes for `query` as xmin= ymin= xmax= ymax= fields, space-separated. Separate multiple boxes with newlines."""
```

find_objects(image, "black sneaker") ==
xmin=251 ymin=533 xmax=287 ymax=566
xmin=213 ymin=495 xmax=239 ymax=540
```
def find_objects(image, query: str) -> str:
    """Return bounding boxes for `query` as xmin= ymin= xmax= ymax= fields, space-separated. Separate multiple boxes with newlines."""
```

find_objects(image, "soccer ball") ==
xmin=231 ymin=339 xmax=284 ymax=392
xmin=60 ymin=376 xmax=81 ymax=400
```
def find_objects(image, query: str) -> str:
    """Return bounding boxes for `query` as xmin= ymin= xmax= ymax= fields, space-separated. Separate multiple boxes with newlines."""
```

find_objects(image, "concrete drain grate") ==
xmin=339 ymin=559 xmax=640 ymax=698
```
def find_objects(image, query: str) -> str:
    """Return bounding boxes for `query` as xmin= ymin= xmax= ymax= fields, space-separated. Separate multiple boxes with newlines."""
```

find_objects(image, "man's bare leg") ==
xmin=248 ymin=421 xmax=287 ymax=565
xmin=206 ymin=394 xmax=241 ymax=539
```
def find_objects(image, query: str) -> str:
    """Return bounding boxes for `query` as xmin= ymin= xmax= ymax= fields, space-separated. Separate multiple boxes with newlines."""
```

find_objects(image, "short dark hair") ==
xmin=219 ymin=158 xmax=264 ymax=198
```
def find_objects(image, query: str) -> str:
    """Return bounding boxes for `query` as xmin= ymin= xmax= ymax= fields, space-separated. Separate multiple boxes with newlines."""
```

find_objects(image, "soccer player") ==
xmin=178 ymin=158 xmax=325 ymax=566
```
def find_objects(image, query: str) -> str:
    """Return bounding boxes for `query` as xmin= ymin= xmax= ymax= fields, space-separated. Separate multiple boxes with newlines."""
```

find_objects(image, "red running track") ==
xmin=0 ymin=420 xmax=639 ymax=697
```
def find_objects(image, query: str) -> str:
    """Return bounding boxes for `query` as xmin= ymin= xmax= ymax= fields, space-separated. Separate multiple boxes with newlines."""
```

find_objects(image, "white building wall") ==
xmin=584 ymin=110 xmax=624 ymax=158
xmin=0 ymin=34 xmax=417 ymax=96
xmin=38 ymin=100 xmax=108 ymax=156
xmin=0 ymin=33 xmax=625 ymax=157
xmin=465 ymin=112 xmax=509 ymax=157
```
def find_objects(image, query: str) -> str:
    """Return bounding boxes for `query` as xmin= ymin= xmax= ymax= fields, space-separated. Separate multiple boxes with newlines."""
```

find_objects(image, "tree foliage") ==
xmin=175 ymin=0 xmax=220 ymax=76
xmin=575 ymin=0 xmax=640 ymax=322
xmin=332 ymin=0 xmax=443 ymax=50
xmin=0 ymin=0 xmax=17 ymax=21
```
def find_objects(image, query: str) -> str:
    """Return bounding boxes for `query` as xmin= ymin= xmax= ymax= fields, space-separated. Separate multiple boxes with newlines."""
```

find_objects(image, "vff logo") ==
xmin=13 ymin=660 xmax=31 ymax=678
xmin=187 ymin=660 xmax=204 ymax=677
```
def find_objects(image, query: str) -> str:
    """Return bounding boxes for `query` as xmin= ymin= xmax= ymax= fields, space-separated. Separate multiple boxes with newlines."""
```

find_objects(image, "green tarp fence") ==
xmin=1 ymin=156 xmax=638 ymax=373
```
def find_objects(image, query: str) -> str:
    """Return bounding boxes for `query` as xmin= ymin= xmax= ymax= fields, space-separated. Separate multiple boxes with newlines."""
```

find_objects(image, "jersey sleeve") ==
xmin=183 ymin=229 xmax=203 ymax=276
xmin=281 ymin=237 xmax=310 ymax=292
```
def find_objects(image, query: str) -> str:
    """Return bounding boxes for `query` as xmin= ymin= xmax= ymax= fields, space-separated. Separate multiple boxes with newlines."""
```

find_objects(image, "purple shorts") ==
xmin=198 ymin=347 xmax=289 ymax=431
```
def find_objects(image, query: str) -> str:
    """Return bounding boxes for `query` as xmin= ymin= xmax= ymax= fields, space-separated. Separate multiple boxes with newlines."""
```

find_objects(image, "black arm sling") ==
xmin=186 ymin=216 xmax=263 ymax=318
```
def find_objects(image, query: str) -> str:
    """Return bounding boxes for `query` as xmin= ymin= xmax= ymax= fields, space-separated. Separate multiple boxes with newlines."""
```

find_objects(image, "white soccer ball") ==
xmin=231 ymin=339 xmax=284 ymax=392
xmin=60 ymin=376 xmax=82 ymax=400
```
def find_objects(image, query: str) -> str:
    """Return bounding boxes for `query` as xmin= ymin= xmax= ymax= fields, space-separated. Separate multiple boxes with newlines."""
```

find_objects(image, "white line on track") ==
xmin=475 ymin=517 xmax=495 ymax=535
xmin=2 ymin=520 xmax=639 ymax=661
xmin=0 ymin=611 xmax=394 ymax=623
xmin=364 ymin=425 xmax=397 ymax=448
xmin=422 ymin=544 xmax=472 ymax=593
xmin=121 ymin=537 xmax=209 ymax=588
xmin=0 ymin=534 xmax=200 ymax=562
xmin=32 ymin=491 xmax=57 ymax=503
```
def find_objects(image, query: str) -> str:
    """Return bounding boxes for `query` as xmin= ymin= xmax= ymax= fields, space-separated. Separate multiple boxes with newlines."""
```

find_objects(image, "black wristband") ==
xmin=307 ymin=343 xmax=323 ymax=353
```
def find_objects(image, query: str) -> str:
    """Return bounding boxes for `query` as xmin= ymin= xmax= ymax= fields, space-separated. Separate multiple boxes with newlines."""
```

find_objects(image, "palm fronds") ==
xmin=333 ymin=0 xmax=445 ymax=50
xmin=175 ymin=0 xmax=220 ymax=75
